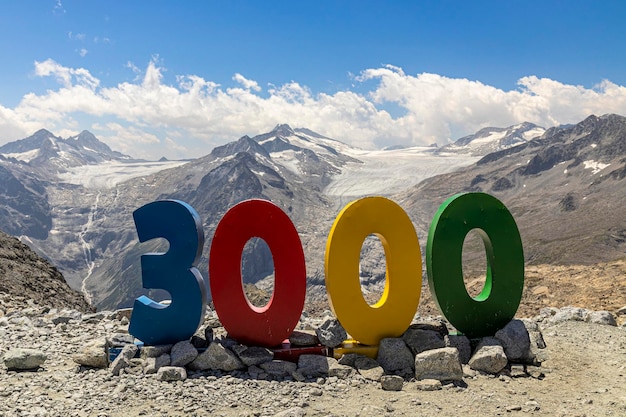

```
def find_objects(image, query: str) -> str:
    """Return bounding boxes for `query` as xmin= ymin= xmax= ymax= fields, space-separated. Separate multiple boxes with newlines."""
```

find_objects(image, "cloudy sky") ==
xmin=1 ymin=1 xmax=626 ymax=160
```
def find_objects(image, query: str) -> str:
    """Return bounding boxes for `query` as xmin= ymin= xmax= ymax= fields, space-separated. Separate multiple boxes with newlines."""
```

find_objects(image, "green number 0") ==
xmin=426 ymin=193 xmax=524 ymax=338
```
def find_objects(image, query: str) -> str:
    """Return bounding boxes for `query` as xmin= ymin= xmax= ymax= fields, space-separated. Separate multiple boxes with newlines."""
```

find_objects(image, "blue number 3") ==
xmin=128 ymin=200 xmax=207 ymax=345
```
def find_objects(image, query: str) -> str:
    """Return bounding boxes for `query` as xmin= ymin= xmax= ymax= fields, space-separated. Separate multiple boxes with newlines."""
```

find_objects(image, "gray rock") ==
xmin=234 ymin=346 xmax=274 ymax=366
xmin=315 ymin=317 xmax=347 ymax=348
xmin=539 ymin=307 xmax=559 ymax=319
xmin=616 ymin=306 xmax=626 ymax=316
xmin=549 ymin=306 xmax=587 ymax=324
xmin=190 ymin=334 xmax=207 ymax=349
xmin=462 ymin=364 xmax=478 ymax=378
xmin=354 ymin=356 xmax=384 ymax=381
xmin=3 ymin=348 xmax=47 ymax=370
xmin=115 ymin=308 xmax=133 ymax=321
xmin=289 ymin=330 xmax=320 ymax=346
xmin=81 ymin=312 xmax=107 ymax=323
xmin=260 ymin=360 xmax=297 ymax=377
xmin=414 ymin=347 xmax=463 ymax=381
xmin=586 ymin=311 xmax=617 ymax=326
xmin=468 ymin=339 xmax=508 ymax=374
xmin=109 ymin=344 xmax=138 ymax=376
xmin=107 ymin=333 xmax=135 ymax=347
xmin=139 ymin=344 xmax=172 ymax=359
xmin=407 ymin=320 xmax=448 ymax=336
xmin=144 ymin=353 xmax=170 ymax=374
xmin=298 ymin=354 xmax=329 ymax=377
xmin=247 ymin=364 xmax=265 ymax=379
xmin=327 ymin=358 xmax=354 ymax=379
xmin=188 ymin=342 xmax=244 ymax=372
xmin=416 ymin=378 xmax=442 ymax=391
xmin=403 ymin=328 xmax=445 ymax=355
xmin=381 ymin=375 xmax=404 ymax=391
xmin=337 ymin=352 xmax=360 ymax=367
xmin=510 ymin=364 xmax=526 ymax=378
xmin=445 ymin=334 xmax=472 ymax=364
xmin=204 ymin=326 xmax=214 ymax=344
xmin=72 ymin=338 xmax=109 ymax=368
xmin=170 ymin=340 xmax=198 ymax=367
xmin=495 ymin=319 xmax=530 ymax=362
xmin=291 ymin=369 xmax=306 ymax=382
xmin=377 ymin=338 xmax=414 ymax=372
xmin=156 ymin=366 xmax=187 ymax=382
xmin=522 ymin=320 xmax=548 ymax=365
xmin=51 ymin=309 xmax=82 ymax=324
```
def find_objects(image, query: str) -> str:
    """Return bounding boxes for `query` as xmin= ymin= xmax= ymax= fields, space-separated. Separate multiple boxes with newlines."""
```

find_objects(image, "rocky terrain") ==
xmin=1 ymin=231 xmax=626 ymax=416
xmin=401 ymin=114 xmax=626 ymax=267
xmin=2 ymin=116 xmax=626 ymax=415
xmin=0 ymin=285 xmax=625 ymax=416
xmin=0 ymin=229 xmax=91 ymax=313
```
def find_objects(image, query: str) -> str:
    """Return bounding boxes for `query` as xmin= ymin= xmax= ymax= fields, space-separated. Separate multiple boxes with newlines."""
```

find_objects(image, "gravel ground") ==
xmin=1 ymin=298 xmax=625 ymax=417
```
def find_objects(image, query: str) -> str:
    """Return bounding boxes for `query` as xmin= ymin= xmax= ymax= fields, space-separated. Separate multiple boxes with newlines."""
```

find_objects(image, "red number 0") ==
xmin=209 ymin=199 xmax=306 ymax=347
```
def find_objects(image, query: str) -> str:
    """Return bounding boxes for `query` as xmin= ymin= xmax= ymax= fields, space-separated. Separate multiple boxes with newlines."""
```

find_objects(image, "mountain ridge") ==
xmin=2 ymin=117 xmax=625 ymax=311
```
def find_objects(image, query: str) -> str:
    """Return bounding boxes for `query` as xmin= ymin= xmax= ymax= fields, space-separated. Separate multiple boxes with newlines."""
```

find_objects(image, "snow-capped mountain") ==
xmin=0 ymin=129 xmax=137 ymax=241
xmin=438 ymin=122 xmax=545 ymax=156
xmin=0 ymin=122 xmax=537 ymax=310
xmin=0 ymin=129 xmax=131 ymax=174
xmin=401 ymin=114 xmax=626 ymax=268
xmin=7 ymin=117 xmax=618 ymax=312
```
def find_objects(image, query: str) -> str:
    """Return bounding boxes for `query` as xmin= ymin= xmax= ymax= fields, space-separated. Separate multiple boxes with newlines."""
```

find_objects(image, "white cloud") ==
xmin=3 ymin=59 xmax=626 ymax=160
xmin=233 ymin=73 xmax=261 ymax=92
xmin=33 ymin=59 xmax=99 ymax=89
xmin=125 ymin=61 xmax=141 ymax=74
xmin=78 ymin=48 xmax=88 ymax=57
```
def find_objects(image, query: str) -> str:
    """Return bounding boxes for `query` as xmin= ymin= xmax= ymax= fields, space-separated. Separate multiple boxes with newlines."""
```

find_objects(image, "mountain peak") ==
xmin=210 ymin=135 xmax=271 ymax=159
xmin=439 ymin=122 xmax=545 ymax=157
xmin=32 ymin=128 xmax=56 ymax=138
xmin=271 ymin=124 xmax=295 ymax=136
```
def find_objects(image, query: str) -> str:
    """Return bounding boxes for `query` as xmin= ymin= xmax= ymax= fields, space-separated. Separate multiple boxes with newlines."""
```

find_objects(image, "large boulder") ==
xmin=414 ymin=347 xmax=463 ymax=381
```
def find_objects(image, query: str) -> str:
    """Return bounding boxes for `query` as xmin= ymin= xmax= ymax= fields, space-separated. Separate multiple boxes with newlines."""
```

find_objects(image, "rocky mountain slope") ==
xmin=0 ymin=123 xmax=463 ymax=310
xmin=2 ymin=116 xmax=626 ymax=313
xmin=400 ymin=114 xmax=626 ymax=271
xmin=0 ymin=229 xmax=91 ymax=312
xmin=437 ymin=122 xmax=545 ymax=156
xmin=57 ymin=124 xmax=360 ymax=309
xmin=0 ymin=129 xmax=132 ymax=241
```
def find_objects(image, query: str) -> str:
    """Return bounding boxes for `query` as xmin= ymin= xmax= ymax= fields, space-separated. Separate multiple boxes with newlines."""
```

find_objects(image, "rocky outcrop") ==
xmin=0 ymin=229 xmax=92 ymax=313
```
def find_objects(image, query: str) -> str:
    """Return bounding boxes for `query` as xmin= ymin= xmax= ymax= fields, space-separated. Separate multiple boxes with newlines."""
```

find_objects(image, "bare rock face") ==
xmin=315 ymin=317 xmax=347 ymax=348
xmin=0 ymin=230 xmax=92 ymax=313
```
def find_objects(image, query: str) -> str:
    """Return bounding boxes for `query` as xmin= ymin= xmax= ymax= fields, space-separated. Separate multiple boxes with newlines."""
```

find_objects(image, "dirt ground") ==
xmin=298 ymin=320 xmax=626 ymax=417
xmin=416 ymin=260 xmax=626 ymax=324
xmin=3 ymin=261 xmax=626 ymax=416
xmin=281 ymin=261 xmax=626 ymax=417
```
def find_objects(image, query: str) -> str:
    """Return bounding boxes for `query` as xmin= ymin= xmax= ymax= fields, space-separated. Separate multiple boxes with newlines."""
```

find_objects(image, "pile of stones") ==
xmin=2 ymin=303 xmax=621 ymax=392
xmin=5 ymin=305 xmax=553 ymax=391
xmin=1 ymin=299 xmax=624 ymax=416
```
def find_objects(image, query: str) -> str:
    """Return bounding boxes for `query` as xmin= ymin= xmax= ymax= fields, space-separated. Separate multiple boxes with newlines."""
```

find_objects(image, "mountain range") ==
xmin=1 ymin=116 xmax=624 ymax=311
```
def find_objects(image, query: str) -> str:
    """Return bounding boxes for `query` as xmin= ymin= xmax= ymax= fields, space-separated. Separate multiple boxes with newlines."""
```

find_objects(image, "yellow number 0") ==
xmin=325 ymin=197 xmax=422 ymax=346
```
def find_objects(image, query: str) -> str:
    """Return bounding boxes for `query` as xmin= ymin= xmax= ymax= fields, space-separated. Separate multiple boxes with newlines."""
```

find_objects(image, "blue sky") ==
xmin=1 ymin=1 xmax=626 ymax=159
